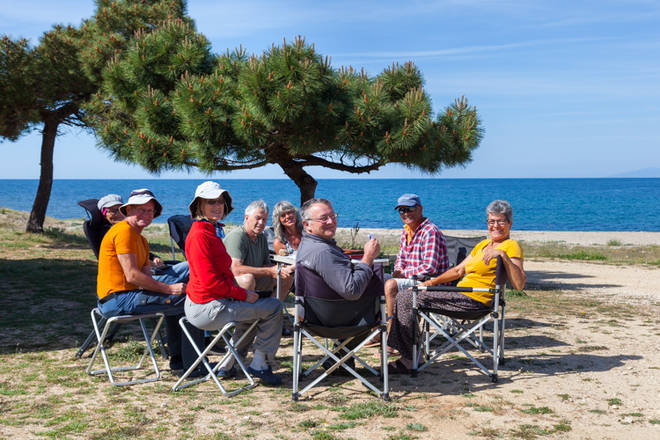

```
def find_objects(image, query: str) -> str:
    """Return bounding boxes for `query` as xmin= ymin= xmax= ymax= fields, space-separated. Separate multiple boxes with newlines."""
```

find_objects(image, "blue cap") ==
xmin=395 ymin=193 xmax=421 ymax=209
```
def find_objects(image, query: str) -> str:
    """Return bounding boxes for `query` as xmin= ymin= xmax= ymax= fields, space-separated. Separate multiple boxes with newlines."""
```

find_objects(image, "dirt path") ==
xmin=526 ymin=259 xmax=660 ymax=304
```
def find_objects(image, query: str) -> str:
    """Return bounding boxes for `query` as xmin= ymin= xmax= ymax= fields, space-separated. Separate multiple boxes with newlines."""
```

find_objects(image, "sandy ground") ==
xmin=2 ymin=218 xmax=659 ymax=439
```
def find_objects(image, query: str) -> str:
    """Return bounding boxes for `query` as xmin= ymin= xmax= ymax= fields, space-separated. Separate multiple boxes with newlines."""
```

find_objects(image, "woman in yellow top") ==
xmin=387 ymin=200 xmax=527 ymax=374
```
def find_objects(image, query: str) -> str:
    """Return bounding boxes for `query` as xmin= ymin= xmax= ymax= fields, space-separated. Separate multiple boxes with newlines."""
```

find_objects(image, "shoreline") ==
xmin=337 ymin=227 xmax=660 ymax=246
xmin=3 ymin=208 xmax=660 ymax=246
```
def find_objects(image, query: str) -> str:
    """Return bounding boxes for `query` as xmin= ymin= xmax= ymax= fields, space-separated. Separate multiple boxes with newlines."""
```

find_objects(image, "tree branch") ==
xmin=295 ymin=154 xmax=385 ymax=173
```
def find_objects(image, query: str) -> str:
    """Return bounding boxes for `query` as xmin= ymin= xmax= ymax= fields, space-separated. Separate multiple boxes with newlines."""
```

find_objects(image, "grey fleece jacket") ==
xmin=295 ymin=231 xmax=373 ymax=300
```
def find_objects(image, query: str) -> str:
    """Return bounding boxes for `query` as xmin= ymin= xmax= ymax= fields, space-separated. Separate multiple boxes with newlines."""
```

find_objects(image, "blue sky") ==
xmin=1 ymin=0 xmax=658 ymax=179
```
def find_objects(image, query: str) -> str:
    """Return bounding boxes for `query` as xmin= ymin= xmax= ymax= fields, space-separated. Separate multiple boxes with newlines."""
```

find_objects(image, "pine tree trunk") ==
xmin=26 ymin=116 xmax=58 ymax=233
xmin=279 ymin=161 xmax=318 ymax=206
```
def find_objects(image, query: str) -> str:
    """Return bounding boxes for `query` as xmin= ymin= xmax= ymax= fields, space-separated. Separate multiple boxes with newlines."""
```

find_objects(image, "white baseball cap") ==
xmin=120 ymin=188 xmax=163 ymax=218
xmin=188 ymin=181 xmax=233 ymax=217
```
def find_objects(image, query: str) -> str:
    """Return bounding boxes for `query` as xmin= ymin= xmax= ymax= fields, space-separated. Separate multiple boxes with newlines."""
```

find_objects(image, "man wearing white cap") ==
xmin=96 ymin=188 xmax=201 ymax=374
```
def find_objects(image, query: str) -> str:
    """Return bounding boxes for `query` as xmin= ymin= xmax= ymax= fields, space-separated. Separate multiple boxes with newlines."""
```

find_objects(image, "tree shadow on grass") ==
xmin=41 ymin=228 xmax=91 ymax=249
xmin=0 ymin=257 xmax=101 ymax=354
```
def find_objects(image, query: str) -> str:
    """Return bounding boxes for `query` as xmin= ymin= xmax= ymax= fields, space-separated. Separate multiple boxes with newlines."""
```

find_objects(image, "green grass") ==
xmin=339 ymin=401 xmax=400 ymax=420
xmin=607 ymin=398 xmax=623 ymax=406
xmin=521 ymin=406 xmax=553 ymax=415
xmin=523 ymin=241 xmax=660 ymax=265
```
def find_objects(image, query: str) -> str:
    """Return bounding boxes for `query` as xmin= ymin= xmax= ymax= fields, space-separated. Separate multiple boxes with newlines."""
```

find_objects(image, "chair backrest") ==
xmin=443 ymin=235 xmax=487 ymax=267
xmin=78 ymin=199 xmax=107 ymax=259
xmin=167 ymin=215 xmax=194 ymax=259
xmin=263 ymin=226 xmax=276 ymax=255
xmin=295 ymin=263 xmax=379 ymax=328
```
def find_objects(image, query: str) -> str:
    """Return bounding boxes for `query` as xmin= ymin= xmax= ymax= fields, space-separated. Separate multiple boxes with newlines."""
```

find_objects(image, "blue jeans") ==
xmin=97 ymin=289 xmax=202 ymax=368
xmin=152 ymin=261 xmax=189 ymax=284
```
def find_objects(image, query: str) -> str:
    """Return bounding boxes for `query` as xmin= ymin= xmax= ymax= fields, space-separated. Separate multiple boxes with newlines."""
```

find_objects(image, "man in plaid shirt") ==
xmin=383 ymin=194 xmax=448 ymax=336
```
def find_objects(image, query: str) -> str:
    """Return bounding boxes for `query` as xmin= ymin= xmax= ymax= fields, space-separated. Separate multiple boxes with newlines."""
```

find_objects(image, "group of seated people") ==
xmin=93 ymin=181 xmax=526 ymax=385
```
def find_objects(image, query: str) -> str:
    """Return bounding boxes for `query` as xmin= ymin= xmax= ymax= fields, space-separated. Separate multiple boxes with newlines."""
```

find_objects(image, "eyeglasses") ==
xmin=106 ymin=207 xmax=121 ymax=214
xmin=308 ymin=213 xmax=338 ymax=223
xmin=205 ymin=199 xmax=224 ymax=206
xmin=398 ymin=207 xmax=416 ymax=214
xmin=487 ymin=219 xmax=509 ymax=226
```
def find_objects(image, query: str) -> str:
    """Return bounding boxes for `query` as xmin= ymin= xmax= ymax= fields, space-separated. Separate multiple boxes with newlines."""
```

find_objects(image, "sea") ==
xmin=1 ymin=178 xmax=658 ymax=231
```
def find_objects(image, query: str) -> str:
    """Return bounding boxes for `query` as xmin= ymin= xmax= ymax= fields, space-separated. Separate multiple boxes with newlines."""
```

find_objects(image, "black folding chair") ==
xmin=412 ymin=256 xmax=507 ymax=382
xmin=292 ymin=264 xmax=389 ymax=401
xmin=167 ymin=215 xmax=194 ymax=261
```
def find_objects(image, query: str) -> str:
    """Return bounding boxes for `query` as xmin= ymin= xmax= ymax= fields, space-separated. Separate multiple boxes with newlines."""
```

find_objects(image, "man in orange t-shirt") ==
xmin=96 ymin=188 xmax=202 ymax=375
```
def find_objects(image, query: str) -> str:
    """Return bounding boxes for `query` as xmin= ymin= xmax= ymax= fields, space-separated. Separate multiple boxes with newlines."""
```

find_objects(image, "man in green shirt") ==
xmin=224 ymin=200 xmax=295 ymax=295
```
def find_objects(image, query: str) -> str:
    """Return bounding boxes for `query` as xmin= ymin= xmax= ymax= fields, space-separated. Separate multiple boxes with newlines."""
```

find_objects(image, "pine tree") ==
xmin=0 ymin=0 xmax=188 ymax=232
xmin=88 ymin=32 xmax=483 ymax=204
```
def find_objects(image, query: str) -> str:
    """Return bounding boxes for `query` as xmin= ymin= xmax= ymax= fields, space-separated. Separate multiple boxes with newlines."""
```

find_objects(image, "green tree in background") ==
xmin=87 ymin=27 xmax=483 ymax=204
xmin=0 ymin=0 xmax=187 ymax=232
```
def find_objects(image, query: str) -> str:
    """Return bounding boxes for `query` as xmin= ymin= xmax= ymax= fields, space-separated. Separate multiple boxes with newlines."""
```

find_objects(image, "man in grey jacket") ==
xmin=295 ymin=198 xmax=383 ymax=371
xmin=296 ymin=198 xmax=381 ymax=299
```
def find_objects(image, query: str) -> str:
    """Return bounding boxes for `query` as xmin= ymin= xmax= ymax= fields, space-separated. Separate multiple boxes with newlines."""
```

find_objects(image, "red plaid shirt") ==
xmin=394 ymin=218 xmax=448 ymax=279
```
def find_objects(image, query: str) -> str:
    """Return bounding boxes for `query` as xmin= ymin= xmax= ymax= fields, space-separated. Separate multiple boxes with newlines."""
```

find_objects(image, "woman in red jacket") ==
xmin=184 ymin=181 xmax=283 ymax=386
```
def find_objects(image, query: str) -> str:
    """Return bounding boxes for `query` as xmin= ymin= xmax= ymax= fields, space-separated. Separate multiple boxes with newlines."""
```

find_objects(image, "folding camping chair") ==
xmin=443 ymin=235 xmax=486 ymax=274
xmin=291 ymin=264 xmax=389 ymax=401
xmin=172 ymin=318 xmax=259 ymax=395
xmin=86 ymin=308 xmax=165 ymax=386
xmin=412 ymin=256 xmax=507 ymax=382
xmin=167 ymin=215 xmax=194 ymax=261
xmin=76 ymin=199 xmax=167 ymax=359
xmin=75 ymin=199 xmax=118 ymax=358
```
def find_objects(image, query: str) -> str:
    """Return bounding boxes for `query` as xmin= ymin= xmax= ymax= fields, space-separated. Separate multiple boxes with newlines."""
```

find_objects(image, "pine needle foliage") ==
xmin=86 ymin=27 xmax=484 ymax=203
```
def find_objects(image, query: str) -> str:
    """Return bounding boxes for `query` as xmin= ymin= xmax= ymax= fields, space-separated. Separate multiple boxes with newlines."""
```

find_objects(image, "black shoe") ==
xmin=247 ymin=366 xmax=282 ymax=386
xmin=169 ymin=355 xmax=183 ymax=371
xmin=281 ymin=327 xmax=292 ymax=337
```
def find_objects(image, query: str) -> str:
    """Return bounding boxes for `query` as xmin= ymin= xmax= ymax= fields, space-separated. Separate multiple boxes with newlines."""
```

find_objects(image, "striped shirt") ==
xmin=393 ymin=217 xmax=448 ymax=279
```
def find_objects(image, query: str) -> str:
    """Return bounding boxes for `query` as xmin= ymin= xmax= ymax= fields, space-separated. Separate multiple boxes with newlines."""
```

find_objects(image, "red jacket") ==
xmin=185 ymin=220 xmax=247 ymax=303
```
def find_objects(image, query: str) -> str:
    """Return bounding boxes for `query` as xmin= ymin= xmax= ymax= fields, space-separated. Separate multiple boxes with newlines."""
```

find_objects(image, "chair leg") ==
xmin=173 ymin=318 xmax=258 ymax=396
xmin=86 ymin=308 xmax=164 ymax=386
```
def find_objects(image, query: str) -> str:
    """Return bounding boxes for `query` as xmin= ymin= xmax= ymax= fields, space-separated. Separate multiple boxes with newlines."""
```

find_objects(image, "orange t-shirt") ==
xmin=96 ymin=221 xmax=150 ymax=299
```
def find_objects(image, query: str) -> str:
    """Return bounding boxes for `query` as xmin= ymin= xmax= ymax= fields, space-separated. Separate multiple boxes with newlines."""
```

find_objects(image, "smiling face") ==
xmin=279 ymin=210 xmax=297 ymax=230
xmin=487 ymin=213 xmax=512 ymax=242
xmin=398 ymin=204 xmax=423 ymax=228
xmin=244 ymin=208 xmax=268 ymax=237
xmin=104 ymin=204 xmax=125 ymax=225
xmin=125 ymin=200 xmax=155 ymax=230
xmin=200 ymin=197 xmax=225 ymax=223
xmin=303 ymin=202 xmax=337 ymax=241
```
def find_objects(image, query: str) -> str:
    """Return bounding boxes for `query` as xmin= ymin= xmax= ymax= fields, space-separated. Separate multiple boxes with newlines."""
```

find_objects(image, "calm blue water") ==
xmin=1 ymin=178 xmax=658 ymax=231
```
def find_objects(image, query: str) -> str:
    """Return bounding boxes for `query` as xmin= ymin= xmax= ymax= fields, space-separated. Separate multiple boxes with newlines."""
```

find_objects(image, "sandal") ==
xmin=387 ymin=359 xmax=413 ymax=375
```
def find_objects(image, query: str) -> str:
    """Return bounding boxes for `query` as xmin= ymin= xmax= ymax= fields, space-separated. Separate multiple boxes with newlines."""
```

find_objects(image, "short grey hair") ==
xmin=272 ymin=200 xmax=303 ymax=242
xmin=245 ymin=199 xmax=268 ymax=217
xmin=486 ymin=200 xmax=513 ymax=223
xmin=301 ymin=198 xmax=332 ymax=221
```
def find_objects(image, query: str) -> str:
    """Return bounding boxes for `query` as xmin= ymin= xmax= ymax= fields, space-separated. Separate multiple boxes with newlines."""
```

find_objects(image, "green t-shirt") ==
xmin=224 ymin=226 xmax=272 ymax=291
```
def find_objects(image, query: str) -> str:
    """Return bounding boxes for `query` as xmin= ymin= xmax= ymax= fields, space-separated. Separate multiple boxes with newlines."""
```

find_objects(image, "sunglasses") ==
xmin=205 ymin=199 xmax=225 ymax=206
xmin=398 ymin=207 xmax=416 ymax=214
